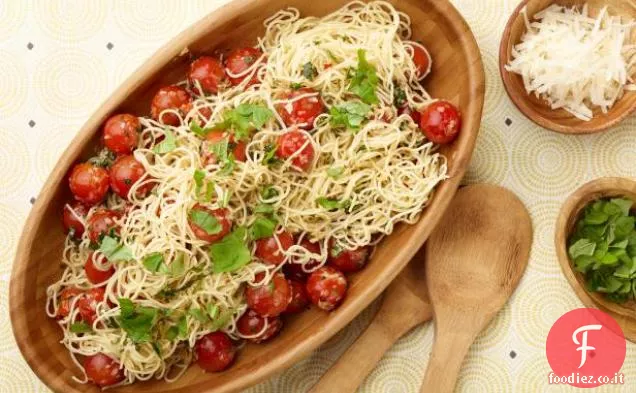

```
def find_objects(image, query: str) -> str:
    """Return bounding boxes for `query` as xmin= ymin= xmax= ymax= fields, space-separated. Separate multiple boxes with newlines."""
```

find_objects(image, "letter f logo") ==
xmin=572 ymin=324 xmax=602 ymax=368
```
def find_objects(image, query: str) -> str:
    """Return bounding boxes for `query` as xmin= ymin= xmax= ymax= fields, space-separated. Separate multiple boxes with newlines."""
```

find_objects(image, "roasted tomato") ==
xmin=327 ymin=241 xmax=371 ymax=273
xmin=306 ymin=266 xmax=347 ymax=311
xmin=84 ymin=252 xmax=115 ymax=285
xmin=84 ymin=353 xmax=125 ymax=387
xmin=195 ymin=332 xmax=236 ymax=372
xmin=276 ymin=88 xmax=325 ymax=130
xmin=63 ymin=202 xmax=89 ymax=239
xmin=150 ymin=85 xmax=193 ymax=126
xmin=236 ymin=310 xmax=283 ymax=343
xmin=225 ymin=47 xmax=263 ymax=86
xmin=419 ymin=100 xmax=461 ymax=144
xmin=284 ymin=239 xmax=321 ymax=281
xmin=245 ymin=273 xmax=291 ymax=317
xmin=102 ymin=114 xmax=140 ymax=155
xmin=188 ymin=56 xmax=228 ymax=95
xmin=255 ymin=231 xmax=294 ymax=265
xmin=275 ymin=130 xmax=315 ymax=172
xmin=188 ymin=205 xmax=231 ymax=243
xmin=56 ymin=287 xmax=84 ymax=319
xmin=202 ymin=131 xmax=247 ymax=165
xmin=78 ymin=287 xmax=106 ymax=325
xmin=109 ymin=155 xmax=152 ymax=199
xmin=397 ymin=105 xmax=421 ymax=125
xmin=284 ymin=280 xmax=310 ymax=314
xmin=87 ymin=209 xmax=121 ymax=244
xmin=409 ymin=42 xmax=432 ymax=79
xmin=69 ymin=163 xmax=110 ymax=205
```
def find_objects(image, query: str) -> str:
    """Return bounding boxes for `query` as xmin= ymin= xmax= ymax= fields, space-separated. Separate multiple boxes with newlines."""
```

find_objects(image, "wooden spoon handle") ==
xmin=420 ymin=330 xmax=475 ymax=393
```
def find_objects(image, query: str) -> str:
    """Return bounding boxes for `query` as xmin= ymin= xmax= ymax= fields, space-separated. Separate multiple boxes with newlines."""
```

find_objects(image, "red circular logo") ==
xmin=546 ymin=308 xmax=626 ymax=388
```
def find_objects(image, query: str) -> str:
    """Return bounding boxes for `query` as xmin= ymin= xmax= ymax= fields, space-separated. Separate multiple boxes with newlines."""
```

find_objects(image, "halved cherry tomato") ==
xmin=63 ymin=202 xmax=89 ymax=239
xmin=189 ymin=56 xmax=228 ymax=95
xmin=87 ymin=209 xmax=121 ymax=244
xmin=225 ymin=47 xmax=263 ymax=86
xmin=69 ymin=163 xmax=110 ymax=205
xmin=102 ymin=114 xmax=140 ymax=155
xmin=275 ymin=130 xmax=314 ymax=172
xmin=409 ymin=42 xmax=432 ymax=79
xmin=419 ymin=100 xmax=461 ymax=144
xmin=78 ymin=287 xmax=105 ymax=325
xmin=195 ymin=332 xmax=236 ymax=372
xmin=327 ymin=241 xmax=371 ymax=273
xmin=306 ymin=266 xmax=347 ymax=311
xmin=236 ymin=309 xmax=283 ymax=343
xmin=284 ymin=280 xmax=310 ymax=314
xmin=109 ymin=155 xmax=153 ymax=199
xmin=57 ymin=287 xmax=84 ymax=319
xmin=84 ymin=353 xmax=125 ymax=387
xmin=397 ymin=105 xmax=421 ymax=125
xmin=85 ymin=253 xmax=115 ymax=285
xmin=245 ymin=272 xmax=291 ymax=317
xmin=284 ymin=239 xmax=321 ymax=281
xmin=276 ymin=88 xmax=325 ymax=130
xmin=202 ymin=131 xmax=247 ymax=165
xmin=188 ymin=205 xmax=231 ymax=243
xmin=255 ymin=231 xmax=294 ymax=265
xmin=150 ymin=85 xmax=193 ymax=126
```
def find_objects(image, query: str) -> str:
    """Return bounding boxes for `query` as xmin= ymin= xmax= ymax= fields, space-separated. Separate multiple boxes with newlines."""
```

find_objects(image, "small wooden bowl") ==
xmin=499 ymin=0 xmax=636 ymax=134
xmin=8 ymin=0 xmax=484 ymax=392
xmin=555 ymin=177 xmax=636 ymax=342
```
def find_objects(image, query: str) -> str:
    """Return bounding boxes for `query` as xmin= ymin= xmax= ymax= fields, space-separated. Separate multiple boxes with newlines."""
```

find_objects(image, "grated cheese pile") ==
xmin=506 ymin=4 xmax=636 ymax=121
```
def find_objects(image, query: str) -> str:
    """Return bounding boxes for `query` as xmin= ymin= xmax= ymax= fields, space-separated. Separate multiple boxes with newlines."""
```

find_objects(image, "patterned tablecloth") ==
xmin=1 ymin=1 xmax=636 ymax=392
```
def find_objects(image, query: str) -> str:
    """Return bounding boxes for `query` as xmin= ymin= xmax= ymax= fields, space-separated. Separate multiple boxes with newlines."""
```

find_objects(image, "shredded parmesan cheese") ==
xmin=506 ymin=4 xmax=636 ymax=121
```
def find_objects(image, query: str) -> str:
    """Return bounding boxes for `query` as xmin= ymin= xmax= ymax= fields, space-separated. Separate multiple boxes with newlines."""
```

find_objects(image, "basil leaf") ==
xmin=169 ymin=253 xmax=185 ymax=276
xmin=217 ymin=104 xmax=273 ymax=140
xmin=189 ymin=209 xmax=222 ymax=235
xmin=70 ymin=322 xmax=92 ymax=333
xmin=210 ymin=228 xmax=251 ymax=273
xmin=143 ymin=252 xmax=164 ymax=273
xmin=254 ymin=203 xmax=275 ymax=214
xmin=348 ymin=49 xmax=379 ymax=104
xmin=194 ymin=170 xmax=205 ymax=192
xmin=327 ymin=166 xmax=344 ymax=179
xmin=261 ymin=185 xmax=279 ymax=200
xmin=153 ymin=129 xmax=177 ymax=154
xmin=568 ymin=238 xmax=596 ymax=260
xmin=611 ymin=198 xmax=633 ymax=216
xmin=250 ymin=216 xmax=277 ymax=240
xmin=210 ymin=307 xmax=233 ymax=331
xmin=330 ymin=101 xmax=370 ymax=130
xmin=303 ymin=62 xmax=318 ymax=80
xmin=100 ymin=236 xmax=133 ymax=261
xmin=189 ymin=308 xmax=208 ymax=323
xmin=116 ymin=298 xmax=159 ymax=343
xmin=584 ymin=211 xmax=609 ymax=225
xmin=166 ymin=326 xmax=179 ymax=341
xmin=177 ymin=315 xmax=188 ymax=338
xmin=316 ymin=197 xmax=351 ymax=211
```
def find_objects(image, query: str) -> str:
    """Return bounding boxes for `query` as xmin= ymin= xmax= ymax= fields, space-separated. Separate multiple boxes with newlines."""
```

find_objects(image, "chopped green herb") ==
xmin=166 ymin=326 xmax=179 ymax=341
xmin=209 ymin=227 xmax=251 ymax=273
xmin=291 ymin=82 xmax=304 ymax=90
xmin=100 ymin=236 xmax=133 ymax=261
xmin=210 ymin=307 xmax=233 ymax=331
xmin=254 ymin=203 xmax=275 ymax=215
xmin=177 ymin=315 xmax=188 ymax=338
xmin=70 ymin=321 xmax=92 ymax=333
xmin=189 ymin=308 xmax=208 ymax=323
xmin=117 ymin=298 xmax=159 ymax=343
xmin=193 ymin=170 xmax=205 ymax=192
xmin=189 ymin=209 xmax=222 ymax=235
xmin=327 ymin=166 xmax=344 ymax=179
xmin=261 ymin=185 xmax=279 ymax=200
xmin=348 ymin=50 xmax=379 ymax=104
xmin=262 ymin=144 xmax=280 ymax=166
xmin=215 ymin=104 xmax=273 ymax=140
xmin=393 ymin=85 xmax=407 ymax=108
xmin=153 ymin=129 xmax=177 ymax=154
xmin=190 ymin=121 xmax=212 ymax=138
xmin=316 ymin=197 xmax=351 ymax=211
xmin=143 ymin=252 xmax=164 ymax=273
xmin=330 ymin=101 xmax=370 ymax=130
xmin=169 ymin=253 xmax=186 ymax=276
xmin=303 ymin=62 xmax=318 ymax=80
xmin=250 ymin=216 xmax=277 ymax=240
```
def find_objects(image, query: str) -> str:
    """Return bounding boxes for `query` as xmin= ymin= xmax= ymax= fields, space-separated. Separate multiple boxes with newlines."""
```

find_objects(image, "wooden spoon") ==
xmin=420 ymin=184 xmax=532 ymax=393
xmin=499 ymin=0 xmax=636 ymax=134
xmin=309 ymin=247 xmax=432 ymax=393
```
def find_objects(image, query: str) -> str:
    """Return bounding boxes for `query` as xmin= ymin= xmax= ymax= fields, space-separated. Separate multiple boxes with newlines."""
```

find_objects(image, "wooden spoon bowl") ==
xmin=499 ymin=0 xmax=636 ymax=134
xmin=555 ymin=177 xmax=636 ymax=342
xmin=8 ymin=0 xmax=484 ymax=392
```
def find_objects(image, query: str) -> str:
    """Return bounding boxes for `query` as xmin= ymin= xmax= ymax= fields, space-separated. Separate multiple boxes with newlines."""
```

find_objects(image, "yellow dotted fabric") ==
xmin=1 ymin=1 xmax=636 ymax=392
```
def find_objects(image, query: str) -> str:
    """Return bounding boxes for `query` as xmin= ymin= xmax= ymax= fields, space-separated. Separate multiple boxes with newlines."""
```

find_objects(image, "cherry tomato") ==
xmin=236 ymin=310 xmax=283 ymax=343
xmin=275 ymin=130 xmax=314 ymax=172
xmin=245 ymin=273 xmax=291 ymax=317
xmin=69 ymin=163 xmax=110 ymax=205
xmin=102 ymin=114 xmax=140 ymax=155
xmin=397 ymin=105 xmax=421 ymax=125
xmin=150 ymin=85 xmax=193 ymax=126
xmin=109 ymin=155 xmax=152 ymax=199
xmin=283 ymin=239 xmax=321 ymax=281
xmin=195 ymin=332 xmax=236 ymax=372
xmin=225 ymin=47 xmax=263 ymax=86
xmin=276 ymin=88 xmax=325 ymax=130
xmin=327 ymin=241 xmax=371 ymax=273
xmin=87 ymin=209 xmax=121 ymax=244
xmin=255 ymin=231 xmax=294 ymax=265
xmin=306 ymin=267 xmax=347 ymax=311
xmin=189 ymin=56 xmax=228 ymax=95
xmin=284 ymin=280 xmax=310 ymax=314
xmin=84 ymin=252 xmax=115 ymax=285
xmin=63 ymin=202 xmax=89 ymax=239
xmin=202 ymin=131 xmax=247 ymax=165
xmin=78 ymin=287 xmax=105 ymax=325
xmin=57 ymin=287 xmax=84 ymax=319
xmin=188 ymin=205 xmax=231 ymax=243
xmin=84 ymin=353 xmax=125 ymax=387
xmin=419 ymin=100 xmax=462 ymax=144
xmin=409 ymin=43 xmax=432 ymax=79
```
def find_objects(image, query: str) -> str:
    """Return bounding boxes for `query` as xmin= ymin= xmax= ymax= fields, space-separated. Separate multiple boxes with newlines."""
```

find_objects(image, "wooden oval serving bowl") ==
xmin=9 ymin=0 xmax=484 ymax=392
xmin=500 ymin=0 xmax=636 ymax=134
xmin=555 ymin=177 xmax=636 ymax=342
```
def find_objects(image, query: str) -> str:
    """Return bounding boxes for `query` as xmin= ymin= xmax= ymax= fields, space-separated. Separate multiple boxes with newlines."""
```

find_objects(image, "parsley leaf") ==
xmin=189 ymin=209 xmax=222 ymax=235
xmin=348 ymin=50 xmax=379 ymax=104
xmin=70 ymin=321 xmax=92 ymax=333
xmin=250 ymin=216 xmax=277 ymax=240
xmin=303 ymin=62 xmax=318 ymax=80
xmin=117 ymin=298 xmax=159 ymax=343
xmin=143 ymin=252 xmax=164 ymax=273
xmin=100 ymin=236 xmax=133 ymax=261
xmin=153 ymin=129 xmax=177 ymax=154
xmin=210 ymin=227 xmax=251 ymax=273
xmin=327 ymin=166 xmax=344 ymax=179
xmin=190 ymin=121 xmax=212 ymax=138
xmin=330 ymin=101 xmax=370 ymax=129
xmin=316 ymin=197 xmax=351 ymax=211
xmin=216 ymin=104 xmax=273 ymax=140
